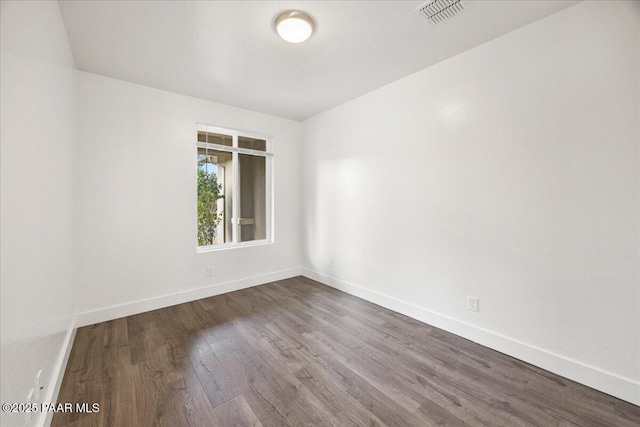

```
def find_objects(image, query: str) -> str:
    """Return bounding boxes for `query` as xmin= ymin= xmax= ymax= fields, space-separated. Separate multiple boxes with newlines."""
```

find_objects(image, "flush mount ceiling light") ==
xmin=274 ymin=10 xmax=315 ymax=43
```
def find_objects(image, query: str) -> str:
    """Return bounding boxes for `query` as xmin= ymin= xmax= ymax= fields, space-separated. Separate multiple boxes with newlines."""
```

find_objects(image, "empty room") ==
xmin=1 ymin=0 xmax=639 ymax=426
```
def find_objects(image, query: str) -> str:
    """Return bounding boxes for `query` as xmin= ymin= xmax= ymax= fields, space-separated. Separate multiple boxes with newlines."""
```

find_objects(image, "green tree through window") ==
xmin=197 ymin=163 xmax=224 ymax=245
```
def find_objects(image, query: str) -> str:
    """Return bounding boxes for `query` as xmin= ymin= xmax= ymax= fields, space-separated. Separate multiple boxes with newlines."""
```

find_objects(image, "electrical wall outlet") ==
xmin=206 ymin=267 xmax=214 ymax=277
xmin=35 ymin=370 xmax=42 ymax=401
xmin=468 ymin=296 xmax=479 ymax=312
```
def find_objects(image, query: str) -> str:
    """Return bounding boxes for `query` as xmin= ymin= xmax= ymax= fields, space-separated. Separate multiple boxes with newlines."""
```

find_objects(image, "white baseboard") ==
xmin=76 ymin=268 xmax=302 ymax=327
xmin=39 ymin=316 xmax=77 ymax=427
xmin=301 ymin=268 xmax=640 ymax=406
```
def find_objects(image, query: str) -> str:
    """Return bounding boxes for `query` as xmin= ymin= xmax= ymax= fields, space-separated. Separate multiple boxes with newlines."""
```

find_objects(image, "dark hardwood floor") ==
xmin=53 ymin=276 xmax=639 ymax=426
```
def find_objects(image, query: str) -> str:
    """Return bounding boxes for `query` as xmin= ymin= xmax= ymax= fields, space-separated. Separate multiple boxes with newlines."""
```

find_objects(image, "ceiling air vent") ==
xmin=416 ymin=0 xmax=469 ymax=24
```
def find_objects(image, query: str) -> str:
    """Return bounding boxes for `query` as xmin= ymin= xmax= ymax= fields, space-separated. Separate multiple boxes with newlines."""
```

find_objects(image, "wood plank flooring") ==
xmin=53 ymin=276 xmax=640 ymax=426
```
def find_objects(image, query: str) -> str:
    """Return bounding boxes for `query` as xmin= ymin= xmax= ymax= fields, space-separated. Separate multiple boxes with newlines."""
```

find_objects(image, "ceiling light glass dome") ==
xmin=275 ymin=10 xmax=315 ymax=43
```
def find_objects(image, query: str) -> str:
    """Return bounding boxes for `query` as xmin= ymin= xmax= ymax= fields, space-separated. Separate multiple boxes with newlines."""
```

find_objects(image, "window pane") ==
xmin=197 ymin=148 xmax=233 ymax=245
xmin=197 ymin=131 xmax=232 ymax=147
xmin=238 ymin=154 xmax=267 ymax=242
xmin=238 ymin=136 xmax=267 ymax=151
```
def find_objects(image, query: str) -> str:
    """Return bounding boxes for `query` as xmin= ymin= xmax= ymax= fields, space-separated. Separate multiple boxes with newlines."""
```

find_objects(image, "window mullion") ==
xmin=197 ymin=142 xmax=236 ymax=152
xmin=232 ymin=134 xmax=239 ymax=244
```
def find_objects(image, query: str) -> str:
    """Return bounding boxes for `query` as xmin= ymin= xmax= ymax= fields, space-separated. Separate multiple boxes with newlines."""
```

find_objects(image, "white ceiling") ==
xmin=58 ymin=0 xmax=579 ymax=121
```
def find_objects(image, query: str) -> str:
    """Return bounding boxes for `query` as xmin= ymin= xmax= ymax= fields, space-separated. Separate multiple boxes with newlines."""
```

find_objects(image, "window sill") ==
xmin=197 ymin=240 xmax=273 ymax=253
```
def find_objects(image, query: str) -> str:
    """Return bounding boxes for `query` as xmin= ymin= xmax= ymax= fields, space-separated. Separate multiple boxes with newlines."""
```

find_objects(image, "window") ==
xmin=197 ymin=124 xmax=272 ymax=250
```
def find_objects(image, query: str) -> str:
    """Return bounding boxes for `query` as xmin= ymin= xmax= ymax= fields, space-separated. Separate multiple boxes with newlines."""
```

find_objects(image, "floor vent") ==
xmin=416 ymin=0 xmax=469 ymax=24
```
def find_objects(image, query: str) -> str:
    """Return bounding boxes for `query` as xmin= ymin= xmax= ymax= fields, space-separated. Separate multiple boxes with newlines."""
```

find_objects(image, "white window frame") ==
xmin=196 ymin=123 xmax=274 ymax=252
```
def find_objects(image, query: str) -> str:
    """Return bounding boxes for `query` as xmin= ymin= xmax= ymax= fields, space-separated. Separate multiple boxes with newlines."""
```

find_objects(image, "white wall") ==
xmin=1 ymin=1 xmax=77 ymax=426
xmin=302 ymin=0 xmax=640 ymax=404
xmin=3 ymin=0 xmax=637 ymax=416
xmin=75 ymin=72 xmax=302 ymax=321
